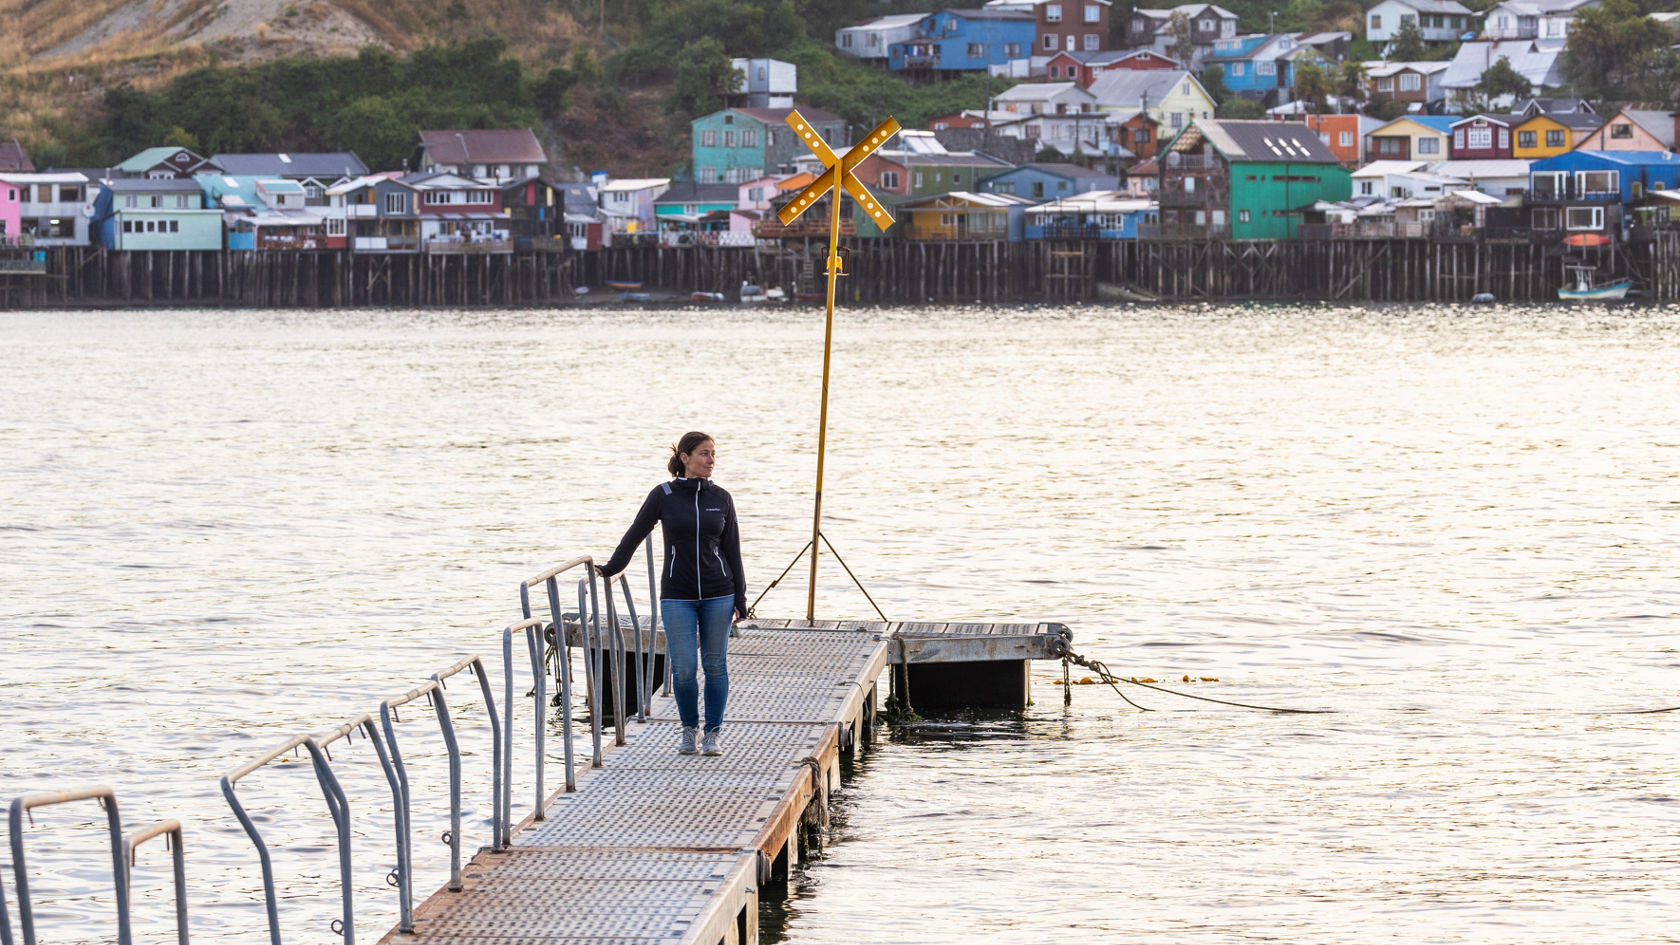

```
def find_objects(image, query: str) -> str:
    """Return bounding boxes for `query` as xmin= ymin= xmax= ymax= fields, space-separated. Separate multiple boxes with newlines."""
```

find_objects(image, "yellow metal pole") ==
xmin=807 ymin=161 xmax=845 ymax=623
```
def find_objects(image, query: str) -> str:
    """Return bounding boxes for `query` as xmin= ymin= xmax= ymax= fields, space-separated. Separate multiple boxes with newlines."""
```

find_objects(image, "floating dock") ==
xmin=384 ymin=619 xmax=1070 ymax=945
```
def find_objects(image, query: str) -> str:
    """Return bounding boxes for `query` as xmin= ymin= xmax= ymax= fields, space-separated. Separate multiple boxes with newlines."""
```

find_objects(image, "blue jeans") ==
xmin=662 ymin=596 xmax=733 ymax=731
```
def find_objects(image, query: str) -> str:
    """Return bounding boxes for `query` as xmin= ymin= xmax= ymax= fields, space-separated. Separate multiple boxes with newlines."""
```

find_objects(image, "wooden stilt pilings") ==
xmin=6 ymin=232 xmax=1677 ymax=311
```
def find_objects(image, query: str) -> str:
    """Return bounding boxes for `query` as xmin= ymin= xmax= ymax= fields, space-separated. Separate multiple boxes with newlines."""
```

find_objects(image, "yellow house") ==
xmin=1088 ymin=70 xmax=1218 ymax=140
xmin=1511 ymin=113 xmax=1605 ymax=159
xmin=899 ymin=191 xmax=1032 ymax=241
xmin=1365 ymin=116 xmax=1455 ymax=162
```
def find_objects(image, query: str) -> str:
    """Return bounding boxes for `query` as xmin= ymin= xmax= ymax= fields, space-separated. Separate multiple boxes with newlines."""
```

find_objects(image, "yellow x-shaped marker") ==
xmin=777 ymin=112 xmax=901 ymax=229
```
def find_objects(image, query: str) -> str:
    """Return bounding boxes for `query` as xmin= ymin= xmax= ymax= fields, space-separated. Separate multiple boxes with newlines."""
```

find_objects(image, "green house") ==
xmin=1157 ymin=119 xmax=1352 ymax=240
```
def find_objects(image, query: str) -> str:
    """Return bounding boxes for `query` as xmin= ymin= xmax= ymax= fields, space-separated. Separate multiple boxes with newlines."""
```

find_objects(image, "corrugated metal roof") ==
xmin=212 ymin=152 xmax=368 ymax=178
xmin=1187 ymin=119 xmax=1341 ymax=164
xmin=418 ymin=129 xmax=547 ymax=166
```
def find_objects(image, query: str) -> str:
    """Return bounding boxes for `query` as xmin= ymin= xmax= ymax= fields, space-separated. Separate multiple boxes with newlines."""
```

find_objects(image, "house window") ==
xmin=1239 ymin=209 xmax=1250 ymax=222
xmin=1199 ymin=18 xmax=1213 ymax=30
xmin=1400 ymin=74 xmax=1420 ymax=92
xmin=1418 ymin=138 xmax=1439 ymax=154
xmin=1005 ymin=42 xmax=1022 ymax=56
xmin=914 ymin=171 xmax=924 ymax=188
xmin=1377 ymin=77 xmax=1394 ymax=92
xmin=145 ymin=220 xmax=156 ymax=232
xmin=384 ymin=193 xmax=406 ymax=214
xmin=327 ymin=217 xmax=346 ymax=236
xmin=1519 ymin=131 xmax=1537 ymax=149
xmin=1565 ymin=206 xmax=1604 ymax=230
xmin=1419 ymin=209 xmax=1435 ymax=222
xmin=969 ymin=42 xmax=985 ymax=58
xmin=1632 ymin=181 xmax=1645 ymax=199
xmin=1233 ymin=63 xmax=1245 ymax=76
xmin=1546 ymin=130 xmax=1565 ymax=147
xmin=1084 ymin=33 xmax=1099 ymax=50
xmin=1576 ymin=170 xmax=1617 ymax=195
xmin=882 ymin=171 xmax=900 ymax=188
xmin=149 ymin=195 xmax=162 ymax=208
xmin=702 ymin=130 xmax=717 ymax=147
xmin=1340 ymin=132 xmax=1352 ymax=147
xmin=1032 ymin=181 xmax=1045 ymax=197
xmin=1257 ymin=61 xmax=1275 ymax=75
xmin=1046 ymin=3 xmax=1062 ymax=21
xmin=940 ymin=214 xmax=957 ymax=226
xmin=1468 ymin=127 xmax=1493 ymax=149
xmin=1134 ymin=127 xmax=1150 ymax=144
xmin=1171 ymin=111 xmax=1183 ymax=128
xmin=1085 ymin=4 xmax=1099 ymax=21
xmin=1360 ymin=180 xmax=1373 ymax=195
xmin=1377 ymin=138 xmax=1401 ymax=155
xmin=723 ymin=130 xmax=735 ymax=148
xmin=748 ymin=187 xmax=763 ymax=200
xmin=122 ymin=220 xmax=133 ymax=233
xmin=743 ymin=130 xmax=757 ymax=147
xmin=1371 ymin=14 xmax=1382 ymax=29
xmin=994 ymin=182 xmax=1015 ymax=194
xmin=124 ymin=195 xmax=138 ymax=208
xmin=1611 ymin=123 xmax=1632 ymax=139
xmin=1049 ymin=65 xmax=1060 ymax=78
xmin=842 ymin=33 xmax=853 ymax=48
xmin=1043 ymin=34 xmax=1057 ymax=49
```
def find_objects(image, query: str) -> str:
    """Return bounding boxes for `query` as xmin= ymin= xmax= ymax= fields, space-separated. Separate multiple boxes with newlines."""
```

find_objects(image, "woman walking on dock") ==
xmin=600 ymin=432 xmax=747 ymax=756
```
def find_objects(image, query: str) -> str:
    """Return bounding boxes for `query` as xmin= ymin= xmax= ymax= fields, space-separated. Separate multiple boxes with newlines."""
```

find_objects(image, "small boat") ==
xmin=1097 ymin=281 xmax=1159 ymax=302
xmin=605 ymin=280 xmax=643 ymax=290
xmin=620 ymin=291 xmax=652 ymax=303
xmin=739 ymin=282 xmax=786 ymax=304
xmin=691 ymin=291 xmax=727 ymax=303
xmin=1558 ymin=266 xmax=1631 ymax=301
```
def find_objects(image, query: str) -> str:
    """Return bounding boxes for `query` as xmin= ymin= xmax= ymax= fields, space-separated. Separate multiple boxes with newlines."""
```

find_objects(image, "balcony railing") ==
xmin=426 ymin=237 xmax=514 ymax=254
xmin=1137 ymin=223 xmax=1229 ymax=240
xmin=256 ymin=234 xmax=326 ymax=250
xmin=753 ymin=217 xmax=856 ymax=238
xmin=1156 ymin=181 xmax=1224 ymax=206
xmin=1164 ymin=153 xmax=1220 ymax=171
xmin=353 ymin=236 xmax=420 ymax=252
xmin=0 ymin=254 xmax=48 ymax=272
xmin=1527 ymin=182 xmax=1621 ymax=204
xmin=1033 ymin=223 xmax=1103 ymax=239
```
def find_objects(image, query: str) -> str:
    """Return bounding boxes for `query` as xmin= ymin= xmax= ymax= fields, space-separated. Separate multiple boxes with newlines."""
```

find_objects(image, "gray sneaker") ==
xmin=701 ymin=728 xmax=722 ymax=756
xmin=677 ymin=726 xmax=698 ymax=755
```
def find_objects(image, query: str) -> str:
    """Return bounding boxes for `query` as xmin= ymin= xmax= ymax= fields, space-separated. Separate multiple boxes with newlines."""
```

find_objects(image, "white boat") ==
xmin=739 ymin=282 xmax=786 ymax=304
xmin=1558 ymin=266 xmax=1632 ymax=301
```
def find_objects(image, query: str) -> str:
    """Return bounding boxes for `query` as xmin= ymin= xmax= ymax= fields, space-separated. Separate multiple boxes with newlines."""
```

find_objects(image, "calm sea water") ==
xmin=3 ymin=303 xmax=1677 ymax=944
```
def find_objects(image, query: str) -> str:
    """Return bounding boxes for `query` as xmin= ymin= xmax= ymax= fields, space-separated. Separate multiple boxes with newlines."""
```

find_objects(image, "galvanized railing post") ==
xmin=616 ymin=575 xmax=647 ymax=722
xmin=646 ymin=536 xmax=671 ymax=696
xmin=516 ymin=584 xmax=547 ymax=811
xmin=428 ymin=671 xmax=464 ymax=892
xmin=375 ymin=702 xmax=414 ymax=932
xmin=601 ymin=585 xmax=627 ymax=746
xmin=542 ymin=577 xmax=576 ymax=793
xmin=584 ymin=568 xmax=605 ymax=765
xmin=124 ymin=820 xmax=188 ymax=945
xmin=7 ymin=786 xmax=132 ymax=945
xmin=499 ymin=616 xmax=548 ymax=834
xmin=221 ymin=736 xmax=309 ymax=945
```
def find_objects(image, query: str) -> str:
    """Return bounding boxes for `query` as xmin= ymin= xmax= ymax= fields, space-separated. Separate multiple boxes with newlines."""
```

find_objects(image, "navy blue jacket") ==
xmin=603 ymin=478 xmax=747 ymax=618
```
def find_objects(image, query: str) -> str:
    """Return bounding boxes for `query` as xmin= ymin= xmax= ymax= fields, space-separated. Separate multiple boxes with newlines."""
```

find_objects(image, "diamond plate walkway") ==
xmin=383 ymin=623 xmax=890 ymax=945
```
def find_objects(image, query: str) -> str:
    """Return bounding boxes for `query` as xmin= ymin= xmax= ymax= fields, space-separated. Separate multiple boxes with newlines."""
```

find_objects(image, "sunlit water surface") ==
xmin=2 ymin=303 xmax=1677 ymax=944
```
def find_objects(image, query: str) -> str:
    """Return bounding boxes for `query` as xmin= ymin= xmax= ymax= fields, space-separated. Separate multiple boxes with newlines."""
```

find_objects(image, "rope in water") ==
xmin=1060 ymin=647 xmax=1334 ymax=714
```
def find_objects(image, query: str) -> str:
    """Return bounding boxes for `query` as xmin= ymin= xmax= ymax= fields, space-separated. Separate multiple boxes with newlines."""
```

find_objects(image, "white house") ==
xmin=992 ymin=81 xmax=1099 ymax=116
xmin=835 ymin=14 xmax=926 ymax=62
xmin=729 ymin=58 xmax=796 ymax=108
xmin=1427 ymin=159 xmax=1533 ymax=197
xmin=4 ymin=172 xmax=93 ymax=246
xmin=1352 ymin=160 xmax=1469 ymax=199
xmin=989 ymin=112 xmax=1126 ymax=157
xmin=596 ymin=177 xmax=671 ymax=237
xmin=1365 ymin=0 xmax=1475 ymax=48
xmin=1441 ymin=40 xmax=1566 ymax=109
xmin=1481 ymin=0 xmax=1598 ymax=40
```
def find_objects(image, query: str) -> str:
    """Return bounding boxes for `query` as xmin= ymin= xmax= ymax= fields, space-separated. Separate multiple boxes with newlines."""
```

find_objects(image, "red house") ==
xmin=1045 ymin=49 xmax=1176 ymax=88
xmin=1449 ymin=114 xmax=1518 ymax=160
xmin=928 ymin=111 xmax=993 ymax=131
xmin=1032 ymin=0 xmax=1113 ymax=57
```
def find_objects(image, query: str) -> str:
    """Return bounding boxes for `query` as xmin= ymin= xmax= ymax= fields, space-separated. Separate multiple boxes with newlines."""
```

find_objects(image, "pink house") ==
xmin=0 ymin=177 xmax=24 ymax=242
xmin=737 ymin=175 xmax=782 ymax=211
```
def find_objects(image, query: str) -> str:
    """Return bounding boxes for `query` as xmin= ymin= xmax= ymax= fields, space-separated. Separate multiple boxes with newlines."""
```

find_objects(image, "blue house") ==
xmin=979 ymin=163 xmax=1120 ymax=200
xmin=1205 ymin=34 xmax=1302 ymax=99
xmin=91 ymin=178 xmax=223 ymax=250
xmin=1526 ymin=150 xmax=1680 ymax=238
xmin=691 ymin=106 xmax=845 ymax=184
xmin=1023 ymin=191 xmax=1158 ymax=239
xmin=888 ymin=9 xmax=1036 ymax=75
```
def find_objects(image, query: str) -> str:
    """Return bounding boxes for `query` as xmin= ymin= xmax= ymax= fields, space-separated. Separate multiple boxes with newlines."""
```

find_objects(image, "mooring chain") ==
xmin=1055 ymin=639 xmax=1333 ymax=714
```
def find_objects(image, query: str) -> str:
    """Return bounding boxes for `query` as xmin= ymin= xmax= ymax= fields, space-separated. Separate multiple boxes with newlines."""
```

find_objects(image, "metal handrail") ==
xmin=220 ymin=715 xmax=402 ymax=945
xmin=6 ymin=785 xmax=131 ymax=945
xmin=513 ymin=553 xmax=598 ymax=806
xmin=600 ymin=534 xmax=664 ymax=707
xmin=378 ymin=655 xmax=500 ymax=933
xmin=500 ymin=615 xmax=549 ymax=841
xmin=124 ymin=820 xmax=187 ymax=945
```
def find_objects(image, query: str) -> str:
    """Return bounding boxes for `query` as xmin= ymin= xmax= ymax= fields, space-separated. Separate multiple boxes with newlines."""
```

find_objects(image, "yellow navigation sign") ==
xmin=779 ymin=110 xmax=901 ymax=623
xmin=778 ymin=114 xmax=902 ymax=231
